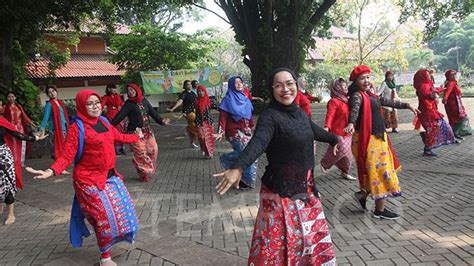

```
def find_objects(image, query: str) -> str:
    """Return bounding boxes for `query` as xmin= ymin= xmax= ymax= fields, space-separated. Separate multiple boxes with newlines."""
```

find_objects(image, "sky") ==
xmin=179 ymin=0 xmax=230 ymax=34
xmin=179 ymin=0 xmax=406 ymax=34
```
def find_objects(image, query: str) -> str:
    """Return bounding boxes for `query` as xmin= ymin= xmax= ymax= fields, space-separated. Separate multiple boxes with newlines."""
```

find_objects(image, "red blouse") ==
xmin=102 ymin=94 xmax=124 ymax=120
xmin=50 ymin=121 xmax=138 ymax=190
xmin=295 ymin=90 xmax=312 ymax=117
xmin=416 ymin=83 xmax=442 ymax=121
xmin=218 ymin=111 xmax=254 ymax=139
xmin=324 ymin=98 xmax=349 ymax=136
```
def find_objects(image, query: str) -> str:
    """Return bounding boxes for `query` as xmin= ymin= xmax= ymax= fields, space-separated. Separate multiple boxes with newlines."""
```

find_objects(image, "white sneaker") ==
xmin=191 ymin=143 xmax=199 ymax=149
xmin=341 ymin=173 xmax=357 ymax=180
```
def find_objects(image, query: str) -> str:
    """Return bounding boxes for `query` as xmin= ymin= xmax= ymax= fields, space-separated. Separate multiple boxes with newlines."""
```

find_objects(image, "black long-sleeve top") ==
xmin=231 ymin=101 xmax=338 ymax=199
xmin=0 ymin=127 xmax=35 ymax=144
xmin=111 ymin=98 xmax=164 ymax=131
xmin=349 ymin=93 xmax=409 ymax=140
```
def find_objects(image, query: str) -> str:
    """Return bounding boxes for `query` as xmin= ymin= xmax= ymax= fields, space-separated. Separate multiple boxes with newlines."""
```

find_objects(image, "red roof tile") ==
xmin=26 ymin=54 xmax=124 ymax=79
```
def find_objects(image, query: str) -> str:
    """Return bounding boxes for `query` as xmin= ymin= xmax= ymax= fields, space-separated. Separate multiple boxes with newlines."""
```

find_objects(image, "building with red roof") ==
xmin=26 ymin=24 xmax=130 ymax=104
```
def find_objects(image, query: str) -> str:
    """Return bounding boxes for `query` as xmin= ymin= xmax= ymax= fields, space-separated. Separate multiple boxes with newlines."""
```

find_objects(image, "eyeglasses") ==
xmin=272 ymin=80 xmax=297 ymax=91
xmin=85 ymin=101 xmax=101 ymax=108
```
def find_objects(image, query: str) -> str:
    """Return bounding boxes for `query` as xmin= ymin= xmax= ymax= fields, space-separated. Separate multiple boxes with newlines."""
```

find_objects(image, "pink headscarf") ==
xmin=330 ymin=78 xmax=349 ymax=103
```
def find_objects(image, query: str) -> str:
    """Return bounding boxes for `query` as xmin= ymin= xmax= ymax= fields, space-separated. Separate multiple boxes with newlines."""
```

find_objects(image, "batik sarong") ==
xmin=72 ymin=176 xmax=139 ymax=252
xmin=320 ymin=135 xmax=353 ymax=174
xmin=352 ymin=132 xmax=401 ymax=200
xmin=0 ymin=144 xmax=16 ymax=202
xmin=420 ymin=118 xmax=456 ymax=149
xmin=197 ymin=121 xmax=215 ymax=157
xmin=130 ymin=133 xmax=158 ymax=180
xmin=248 ymin=172 xmax=336 ymax=265
xmin=383 ymin=107 xmax=399 ymax=129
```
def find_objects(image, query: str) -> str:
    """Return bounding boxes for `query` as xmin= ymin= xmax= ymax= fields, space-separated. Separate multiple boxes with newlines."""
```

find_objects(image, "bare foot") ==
xmin=61 ymin=170 xmax=70 ymax=175
xmin=4 ymin=215 xmax=15 ymax=225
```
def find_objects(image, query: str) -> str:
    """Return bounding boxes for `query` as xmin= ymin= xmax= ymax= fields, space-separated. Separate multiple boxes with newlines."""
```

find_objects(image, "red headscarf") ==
xmin=445 ymin=69 xmax=456 ymax=81
xmin=195 ymin=85 xmax=211 ymax=116
xmin=75 ymin=89 xmax=102 ymax=126
xmin=127 ymin=83 xmax=144 ymax=103
xmin=413 ymin=69 xmax=432 ymax=90
xmin=349 ymin=65 xmax=372 ymax=82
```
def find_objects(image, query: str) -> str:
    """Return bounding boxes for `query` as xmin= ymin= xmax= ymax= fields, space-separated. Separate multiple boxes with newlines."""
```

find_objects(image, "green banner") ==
xmin=140 ymin=67 xmax=224 ymax=94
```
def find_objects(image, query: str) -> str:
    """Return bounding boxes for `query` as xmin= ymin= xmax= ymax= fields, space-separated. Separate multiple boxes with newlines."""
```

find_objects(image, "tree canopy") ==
xmin=398 ymin=0 xmax=473 ymax=40
xmin=428 ymin=14 xmax=474 ymax=71
xmin=109 ymin=24 xmax=222 ymax=84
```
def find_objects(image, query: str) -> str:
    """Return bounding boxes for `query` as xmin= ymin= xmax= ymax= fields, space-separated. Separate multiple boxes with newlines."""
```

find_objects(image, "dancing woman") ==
xmin=27 ymin=90 xmax=141 ymax=266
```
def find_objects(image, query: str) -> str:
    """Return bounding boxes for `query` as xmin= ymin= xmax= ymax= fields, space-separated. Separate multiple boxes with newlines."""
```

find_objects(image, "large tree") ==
xmin=0 ymin=0 xmax=111 ymax=94
xmin=398 ymin=0 xmax=473 ymax=40
xmin=193 ymin=0 xmax=338 ymax=97
xmin=109 ymin=25 xmax=221 ymax=84
xmin=428 ymin=14 xmax=474 ymax=71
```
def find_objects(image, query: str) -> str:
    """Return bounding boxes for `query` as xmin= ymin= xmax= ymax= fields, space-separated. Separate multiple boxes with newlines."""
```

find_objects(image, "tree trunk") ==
xmin=0 ymin=27 xmax=14 ymax=94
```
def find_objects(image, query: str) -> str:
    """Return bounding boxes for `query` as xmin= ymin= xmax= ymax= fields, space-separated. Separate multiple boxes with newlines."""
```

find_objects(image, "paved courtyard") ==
xmin=0 ymin=98 xmax=473 ymax=265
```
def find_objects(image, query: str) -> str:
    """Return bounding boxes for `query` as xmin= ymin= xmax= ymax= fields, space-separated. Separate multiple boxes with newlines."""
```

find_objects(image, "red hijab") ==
xmin=195 ymin=85 xmax=211 ymax=116
xmin=127 ymin=83 xmax=144 ymax=103
xmin=445 ymin=69 xmax=456 ymax=81
xmin=413 ymin=69 xmax=432 ymax=91
xmin=75 ymin=90 xmax=102 ymax=126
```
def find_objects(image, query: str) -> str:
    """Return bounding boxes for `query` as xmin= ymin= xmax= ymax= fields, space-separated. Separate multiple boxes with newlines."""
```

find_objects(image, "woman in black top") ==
xmin=0 ymin=117 xmax=46 ymax=224
xmin=214 ymin=68 xmax=338 ymax=265
xmin=111 ymin=83 xmax=170 ymax=182
xmin=167 ymin=80 xmax=199 ymax=148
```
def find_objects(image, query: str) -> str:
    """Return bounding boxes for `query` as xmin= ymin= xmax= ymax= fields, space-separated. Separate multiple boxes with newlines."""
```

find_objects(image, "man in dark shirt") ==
xmin=167 ymin=80 xmax=199 ymax=148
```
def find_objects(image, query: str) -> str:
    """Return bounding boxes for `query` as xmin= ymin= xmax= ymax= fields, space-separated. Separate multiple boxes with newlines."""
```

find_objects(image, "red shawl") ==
xmin=195 ymin=85 xmax=210 ymax=116
xmin=356 ymin=90 xmax=400 ymax=190
xmin=50 ymin=99 xmax=69 ymax=158
xmin=1 ymin=117 xmax=25 ymax=189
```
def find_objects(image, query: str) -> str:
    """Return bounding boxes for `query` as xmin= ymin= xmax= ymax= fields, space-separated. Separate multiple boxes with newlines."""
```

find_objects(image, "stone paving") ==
xmin=0 ymin=98 xmax=473 ymax=265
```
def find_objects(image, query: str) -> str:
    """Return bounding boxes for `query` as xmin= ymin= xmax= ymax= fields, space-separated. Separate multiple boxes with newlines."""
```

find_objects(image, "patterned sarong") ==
xmin=248 ymin=172 xmax=336 ymax=265
xmin=197 ymin=121 xmax=215 ymax=157
xmin=320 ymin=135 xmax=353 ymax=174
xmin=72 ymin=176 xmax=139 ymax=253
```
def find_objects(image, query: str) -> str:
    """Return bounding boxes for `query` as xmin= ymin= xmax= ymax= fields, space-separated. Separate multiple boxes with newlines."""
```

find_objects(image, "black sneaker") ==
xmin=353 ymin=191 xmax=367 ymax=211
xmin=372 ymin=208 xmax=400 ymax=220
xmin=238 ymin=180 xmax=254 ymax=190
